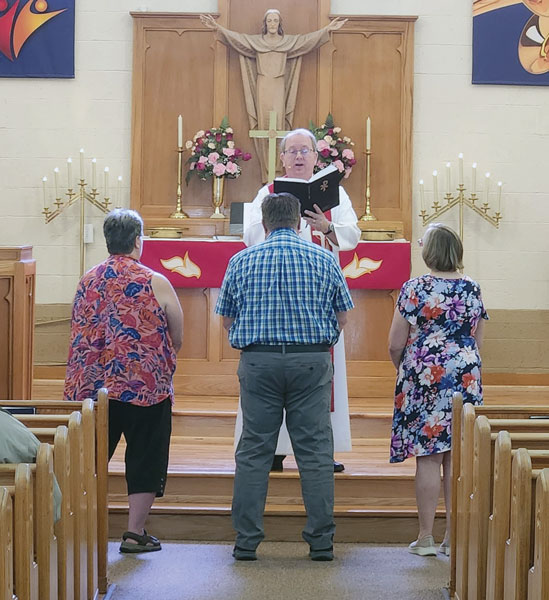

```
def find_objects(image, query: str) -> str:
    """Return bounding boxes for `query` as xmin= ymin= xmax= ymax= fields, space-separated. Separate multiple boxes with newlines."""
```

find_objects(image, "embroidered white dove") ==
xmin=160 ymin=252 xmax=202 ymax=279
xmin=341 ymin=253 xmax=383 ymax=279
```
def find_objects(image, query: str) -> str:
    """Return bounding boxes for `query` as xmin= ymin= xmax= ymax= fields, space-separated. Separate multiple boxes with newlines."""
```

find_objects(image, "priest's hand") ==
xmin=200 ymin=14 xmax=218 ymax=30
xmin=304 ymin=204 xmax=331 ymax=234
xmin=327 ymin=17 xmax=348 ymax=32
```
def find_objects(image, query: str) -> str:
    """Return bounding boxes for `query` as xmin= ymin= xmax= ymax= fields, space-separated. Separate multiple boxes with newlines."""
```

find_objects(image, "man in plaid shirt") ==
xmin=216 ymin=192 xmax=353 ymax=562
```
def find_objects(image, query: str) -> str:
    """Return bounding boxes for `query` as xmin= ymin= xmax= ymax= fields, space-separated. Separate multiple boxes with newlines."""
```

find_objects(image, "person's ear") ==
xmin=262 ymin=221 xmax=269 ymax=236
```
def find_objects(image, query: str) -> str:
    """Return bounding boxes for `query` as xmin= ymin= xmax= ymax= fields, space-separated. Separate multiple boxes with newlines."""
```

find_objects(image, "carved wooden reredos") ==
xmin=131 ymin=0 xmax=416 ymax=239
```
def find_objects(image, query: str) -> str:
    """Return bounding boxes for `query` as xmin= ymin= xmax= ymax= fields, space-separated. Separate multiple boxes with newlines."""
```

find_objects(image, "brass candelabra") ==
xmin=42 ymin=167 xmax=114 ymax=276
xmin=420 ymin=162 xmax=502 ymax=240
xmin=420 ymin=186 xmax=502 ymax=241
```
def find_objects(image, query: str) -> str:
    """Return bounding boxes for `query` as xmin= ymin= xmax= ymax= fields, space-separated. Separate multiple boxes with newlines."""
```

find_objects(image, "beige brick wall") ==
xmin=1 ymin=0 xmax=547 ymax=315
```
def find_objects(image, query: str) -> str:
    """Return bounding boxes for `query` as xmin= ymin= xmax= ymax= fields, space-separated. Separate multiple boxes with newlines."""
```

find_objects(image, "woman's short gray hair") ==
xmin=421 ymin=223 xmax=463 ymax=272
xmin=280 ymin=128 xmax=317 ymax=153
xmin=103 ymin=209 xmax=143 ymax=255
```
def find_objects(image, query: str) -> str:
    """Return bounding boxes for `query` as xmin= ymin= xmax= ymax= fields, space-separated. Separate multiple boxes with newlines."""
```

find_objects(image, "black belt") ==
xmin=242 ymin=343 xmax=331 ymax=353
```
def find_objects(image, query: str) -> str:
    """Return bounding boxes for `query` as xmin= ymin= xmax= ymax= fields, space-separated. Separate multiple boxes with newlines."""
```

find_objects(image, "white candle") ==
xmin=484 ymin=172 xmax=490 ymax=204
xmin=366 ymin=116 xmax=371 ymax=151
xmin=42 ymin=176 xmax=47 ymax=208
xmin=53 ymin=167 xmax=59 ymax=199
xmin=67 ymin=158 xmax=72 ymax=188
xmin=104 ymin=167 xmax=109 ymax=197
xmin=117 ymin=175 xmax=122 ymax=205
xmin=472 ymin=162 xmax=477 ymax=194
xmin=432 ymin=170 xmax=438 ymax=203
xmin=91 ymin=158 xmax=97 ymax=189
xmin=458 ymin=153 xmax=464 ymax=186
xmin=178 ymin=114 xmax=183 ymax=148
xmin=419 ymin=179 xmax=425 ymax=211
xmin=497 ymin=181 xmax=502 ymax=213
xmin=79 ymin=148 xmax=84 ymax=180
xmin=446 ymin=162 xmax=451 ymax=194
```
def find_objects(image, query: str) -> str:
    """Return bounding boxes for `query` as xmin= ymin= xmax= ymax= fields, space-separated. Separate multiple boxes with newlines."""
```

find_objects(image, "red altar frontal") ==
xmin=141 ymin=239 xmax=411 ymax=290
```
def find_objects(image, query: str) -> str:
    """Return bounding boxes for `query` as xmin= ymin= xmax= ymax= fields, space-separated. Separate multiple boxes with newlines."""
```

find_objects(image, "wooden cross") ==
xmin=249 ymin=110 xmax=289 ymax=183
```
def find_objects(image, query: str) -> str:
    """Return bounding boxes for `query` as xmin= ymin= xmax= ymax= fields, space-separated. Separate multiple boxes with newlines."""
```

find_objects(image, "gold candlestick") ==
xmin=171 ymin=146 xmax=189 ymax=219
xmin=359 ymin=149 xmax=377 ymax=221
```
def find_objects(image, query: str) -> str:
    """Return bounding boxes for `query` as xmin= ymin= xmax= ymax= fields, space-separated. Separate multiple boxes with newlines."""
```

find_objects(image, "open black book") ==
xmin=273 ymin=164 xmax=344 ymax=216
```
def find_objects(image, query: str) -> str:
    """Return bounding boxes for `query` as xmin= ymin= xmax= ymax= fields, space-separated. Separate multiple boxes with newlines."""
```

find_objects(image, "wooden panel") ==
xmin=0 ymin=247 xmax=35 ymax=400
xmin=344 ymin=289 xmax=396 ymax=361
xmin=0 ymin=277 xmax=11 ymax=398
xmin=176 ymin=288 xmax=209 ymax=360
xmin=131 ymin=15 xmax=219 ymax=220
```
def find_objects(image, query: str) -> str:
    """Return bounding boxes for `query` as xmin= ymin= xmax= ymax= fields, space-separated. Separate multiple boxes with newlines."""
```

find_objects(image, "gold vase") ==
xmin=210 ymin=176 xmax=226 ymax=219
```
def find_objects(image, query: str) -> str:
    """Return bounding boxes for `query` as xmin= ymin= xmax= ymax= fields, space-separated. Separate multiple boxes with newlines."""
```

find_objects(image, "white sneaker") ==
xmin=408 ymin=535 xmax=437 ymax=556
xmin=439 ymin=541 xmax=450 ymax=556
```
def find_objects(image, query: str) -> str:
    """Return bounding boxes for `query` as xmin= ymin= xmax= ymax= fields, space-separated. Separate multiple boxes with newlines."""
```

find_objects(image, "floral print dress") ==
xmin=390 ymin=275 xmax=488 ymax=463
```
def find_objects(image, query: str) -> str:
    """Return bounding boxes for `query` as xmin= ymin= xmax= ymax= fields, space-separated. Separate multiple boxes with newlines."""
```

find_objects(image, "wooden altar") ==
xmin=141 ymin=238 xmax=411 ymax=398
xmin=0 ymin=247 xmax=36 ymax=399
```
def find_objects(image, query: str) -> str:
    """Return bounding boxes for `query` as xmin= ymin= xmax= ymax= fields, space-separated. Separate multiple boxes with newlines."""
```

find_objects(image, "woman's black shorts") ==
xmin=108 ymin=397 xmax=171 ymax=498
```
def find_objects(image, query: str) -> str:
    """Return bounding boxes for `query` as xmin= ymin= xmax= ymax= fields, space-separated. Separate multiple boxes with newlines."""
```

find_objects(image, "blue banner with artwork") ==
xmin=0 ymin=0 xmax=74 ymax=78
xmin=473 ymin=0 xmax=549 ymax=86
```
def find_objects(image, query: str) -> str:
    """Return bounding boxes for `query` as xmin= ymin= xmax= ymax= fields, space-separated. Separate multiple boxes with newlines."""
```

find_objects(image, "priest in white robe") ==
xmin=235 ymin=127 xmax=361 ymax=471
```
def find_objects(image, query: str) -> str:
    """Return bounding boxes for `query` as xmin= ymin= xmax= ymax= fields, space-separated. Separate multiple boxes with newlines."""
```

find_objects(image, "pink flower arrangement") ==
xmin=186 ymin=117 xmax=251 ymax=182
xmin=309 ymin=113 xmax=357 ymax=178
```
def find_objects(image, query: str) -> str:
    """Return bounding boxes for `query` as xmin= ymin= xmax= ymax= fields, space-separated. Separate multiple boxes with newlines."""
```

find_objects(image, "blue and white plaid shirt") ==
xmin=215 ymin=228 xmax=354 ymax=349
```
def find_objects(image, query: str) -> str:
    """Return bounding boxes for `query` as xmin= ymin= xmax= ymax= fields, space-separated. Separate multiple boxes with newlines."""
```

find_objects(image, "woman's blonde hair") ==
xmin=421 ymin=223 xmax=463 ymax=272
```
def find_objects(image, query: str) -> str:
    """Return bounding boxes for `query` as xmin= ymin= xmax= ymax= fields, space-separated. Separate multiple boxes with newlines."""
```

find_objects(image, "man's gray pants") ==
xmin=232 ymin=349 xmax=335 ymax=551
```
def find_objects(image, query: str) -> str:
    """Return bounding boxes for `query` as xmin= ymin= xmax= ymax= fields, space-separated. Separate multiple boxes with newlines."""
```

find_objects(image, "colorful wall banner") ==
xmin=473 ymin=0 xmax=549 ymax=86
xmin=0 ymin=0 xmax=75 ymax=78
xmin=141 ymin=239 xmax=411 ymax=291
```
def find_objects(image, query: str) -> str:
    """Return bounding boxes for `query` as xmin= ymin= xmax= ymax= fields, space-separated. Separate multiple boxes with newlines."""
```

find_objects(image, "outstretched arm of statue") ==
xmin=200 ymin=14 xmax=218 ymax=30
xmin=200 ymin=14 xmax=257 ymax=57
xmin=327 ymin=17 xmax=348 ymax=32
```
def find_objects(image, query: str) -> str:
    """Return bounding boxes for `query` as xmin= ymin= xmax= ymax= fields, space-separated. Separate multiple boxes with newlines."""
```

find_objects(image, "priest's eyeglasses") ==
xmin=284 ymin=147 xmax=314 ymax=157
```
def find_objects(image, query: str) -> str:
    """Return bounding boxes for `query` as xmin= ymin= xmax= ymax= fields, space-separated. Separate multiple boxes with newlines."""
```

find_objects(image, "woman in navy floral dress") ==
xmin=388 ymin=223 xmax=488 ymax=557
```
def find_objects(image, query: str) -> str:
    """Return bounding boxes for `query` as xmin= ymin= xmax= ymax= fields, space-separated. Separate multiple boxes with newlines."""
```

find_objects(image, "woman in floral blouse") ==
xmin=388 ymin=223 xmax=488 ymax=557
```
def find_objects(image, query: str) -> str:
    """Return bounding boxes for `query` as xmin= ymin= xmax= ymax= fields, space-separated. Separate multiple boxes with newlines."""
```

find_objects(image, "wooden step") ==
xmin=107 ymin=502 xmax=447 ymax=543
xmin=170 ymin=410 xmax=392 ymax=439
xmin=108 ymin=439 xmax=420 ymax=508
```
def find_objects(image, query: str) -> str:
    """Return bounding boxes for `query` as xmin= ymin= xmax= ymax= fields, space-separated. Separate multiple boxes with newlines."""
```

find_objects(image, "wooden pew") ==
xmin=83 ymin=400 xmax=98 ymax=600
xmin=3 ymin=388 xmax=108 ymax=595
xmin=53 ymin=424 xmax=75 ymax=600
xmin=0 ymin=444 xmax=57 ymax=600
xmin=467 ymin=421 xmax=549 ymax=600
xmin=24 ymin=403 xmax=98 ymax=600
xmin=3 ymin=464 xmax=39 ymax=600
xmin=528 ymin=469 xmax=549 ymax=600
xmin=503 ymin=449 xmax=535 ymax=600
xmin=451 ymin=395 xmax=549 ymax=600
xmin=0 ymin=486 xmax=14 ymax=600
xmin=485 ymin=431 xmax=512 ymax=600
xmin=8 ymin=412 xmax=87 ymax=600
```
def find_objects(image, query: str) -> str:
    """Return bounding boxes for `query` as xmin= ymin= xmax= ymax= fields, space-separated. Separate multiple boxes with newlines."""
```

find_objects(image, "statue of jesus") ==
xmin=200 ymin=10 xmax=346 ymax=182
